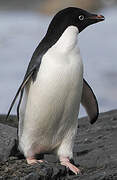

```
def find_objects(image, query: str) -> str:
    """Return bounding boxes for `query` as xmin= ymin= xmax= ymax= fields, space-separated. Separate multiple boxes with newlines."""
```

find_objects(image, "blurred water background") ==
xmin=0 ymin=0 xmax=117 ymax=117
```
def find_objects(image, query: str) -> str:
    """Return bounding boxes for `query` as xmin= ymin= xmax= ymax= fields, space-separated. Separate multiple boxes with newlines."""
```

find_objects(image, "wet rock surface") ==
xmin=0 ymin=110 xmax=117 ymax=179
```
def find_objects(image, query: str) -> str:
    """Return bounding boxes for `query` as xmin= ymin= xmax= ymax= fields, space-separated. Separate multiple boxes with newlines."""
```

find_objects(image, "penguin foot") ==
xmin=27 ymin=157 xmax=43 ymax=164
xmin=60 ymin=157 xmax=80 ymax=175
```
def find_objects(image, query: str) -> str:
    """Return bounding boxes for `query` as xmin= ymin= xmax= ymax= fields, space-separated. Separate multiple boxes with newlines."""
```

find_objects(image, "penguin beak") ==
xmin=88 ymin=14 xmax=105 ymax=22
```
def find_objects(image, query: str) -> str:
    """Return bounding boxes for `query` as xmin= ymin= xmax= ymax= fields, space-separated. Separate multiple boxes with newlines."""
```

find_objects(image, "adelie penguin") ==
xmin=6 ymin=7 xmax=105 ymax=174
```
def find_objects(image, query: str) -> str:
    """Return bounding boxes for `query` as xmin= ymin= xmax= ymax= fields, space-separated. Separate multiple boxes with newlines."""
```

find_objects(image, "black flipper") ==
xmin=17 ymin=89 xmax=24 ymax=121
xmin=6 ymin=69 xmax=34 ymax=120
xmin=81 ymin=79 xmax=99 ymax=124
xmin=6 ymin=37 xmax=47 ymax=121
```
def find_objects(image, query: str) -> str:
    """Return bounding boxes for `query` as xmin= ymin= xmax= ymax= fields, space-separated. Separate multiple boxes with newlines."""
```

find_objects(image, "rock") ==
xmin=0 ymin=123 xmax=17 ymax=162
xmin=74 ymin=109 xmax=117 ymax=180
xmin=0 ymin=114 xmax=18 ymax=128
xmin=0 ymin=110 xmax=117 ymax=179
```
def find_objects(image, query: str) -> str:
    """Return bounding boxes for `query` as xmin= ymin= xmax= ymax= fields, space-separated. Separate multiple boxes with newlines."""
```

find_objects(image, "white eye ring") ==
xmin=79 ymin=15 xmax=85 ymax=21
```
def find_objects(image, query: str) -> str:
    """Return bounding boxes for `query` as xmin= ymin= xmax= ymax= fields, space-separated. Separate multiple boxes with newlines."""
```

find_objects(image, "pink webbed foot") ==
xmin=27 ymin=157 xmax=43 ymax=165
xmin=60 ymin=157 xmax=80 ymax=175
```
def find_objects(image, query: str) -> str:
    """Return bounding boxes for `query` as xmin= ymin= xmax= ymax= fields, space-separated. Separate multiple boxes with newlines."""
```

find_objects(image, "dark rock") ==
xmin=0 ymin=123 xmax=17 ymax=161
xmin=0 ymin=114 xmax=18 ymax=128
xmin=0 ymin=110 xmax=117 ymax=179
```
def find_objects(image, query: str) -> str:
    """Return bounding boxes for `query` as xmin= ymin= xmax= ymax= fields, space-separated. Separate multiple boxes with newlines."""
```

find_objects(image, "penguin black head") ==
xmin=46 ymin=7 xmax=105 ymax=37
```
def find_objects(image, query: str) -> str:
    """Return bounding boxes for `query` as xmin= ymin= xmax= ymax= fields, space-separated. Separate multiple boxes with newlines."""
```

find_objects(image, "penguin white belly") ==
xmin=19 ymin=48 xmax=83 ymax=157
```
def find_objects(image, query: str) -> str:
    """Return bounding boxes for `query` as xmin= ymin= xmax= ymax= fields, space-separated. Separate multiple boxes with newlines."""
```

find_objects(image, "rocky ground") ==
xmin=0 ymin=110 xmax=117 ymax=179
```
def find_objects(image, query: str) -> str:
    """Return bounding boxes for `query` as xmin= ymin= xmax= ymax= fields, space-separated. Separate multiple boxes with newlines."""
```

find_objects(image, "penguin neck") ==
xmin=54 ymin=26 xmax=79 ymax=52
xmin=37 ymin=26 xmax=79 ymax=56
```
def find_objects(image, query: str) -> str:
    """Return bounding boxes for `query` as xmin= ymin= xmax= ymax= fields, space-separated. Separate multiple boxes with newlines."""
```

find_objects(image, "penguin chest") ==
xmin=26 ymin=49 xmax=82 ymax=126
xmin=21 ymin=46 xmax=83 ymax=152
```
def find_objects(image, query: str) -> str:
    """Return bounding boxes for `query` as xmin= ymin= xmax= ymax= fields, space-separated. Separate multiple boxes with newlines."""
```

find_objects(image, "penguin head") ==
xmin=46 ymin=7 xmax=105 ymax=36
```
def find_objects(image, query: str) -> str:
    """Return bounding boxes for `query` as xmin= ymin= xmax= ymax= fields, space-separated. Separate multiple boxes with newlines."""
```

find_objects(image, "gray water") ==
xmin=0 ymin=7 xmax=117 ymax=117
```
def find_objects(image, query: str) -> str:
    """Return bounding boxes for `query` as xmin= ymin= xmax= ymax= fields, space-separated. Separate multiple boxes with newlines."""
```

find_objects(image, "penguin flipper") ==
xmin=81 ymin=79 xmax=99 ymax=124
xmin=6 ymin=43 xmax=44 ymax=120
xmin=6 ymin=69 xmax=34 ymax=120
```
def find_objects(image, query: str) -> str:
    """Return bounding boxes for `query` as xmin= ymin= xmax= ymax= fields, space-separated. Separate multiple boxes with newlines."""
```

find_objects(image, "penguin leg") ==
xmin=26 ymin=150 xmax=45 ymax=164
xmin=19 ymin=142 xmax=45 ymax=164
xmin=19 ymin=143 xmax=44 ymax=164
xmin=60 ymin=157 xmax=80 ymax=175
xmin=57 ymin=129 xmax=80 ymax=175
xmin=26 ymin=153 xmax=45 ymax=164
xmin=26 ymin=157 xmax=43 ymax=164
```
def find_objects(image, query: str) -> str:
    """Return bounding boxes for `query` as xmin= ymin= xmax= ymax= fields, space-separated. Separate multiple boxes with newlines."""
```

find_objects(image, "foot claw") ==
xmin=60 ymin=157 xmax=80 ymax=175
xmin=27 ymin=158 xmax=44 ymax=165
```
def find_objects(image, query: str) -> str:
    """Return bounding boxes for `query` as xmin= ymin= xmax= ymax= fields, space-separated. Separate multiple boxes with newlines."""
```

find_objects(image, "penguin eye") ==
xmin=79 ymin=15 xmax=85 ymax=21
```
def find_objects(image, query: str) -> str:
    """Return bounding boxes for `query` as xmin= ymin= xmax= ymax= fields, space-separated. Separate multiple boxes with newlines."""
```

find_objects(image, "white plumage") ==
xmin=19 ymin=26 xmax=83 ymax=158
